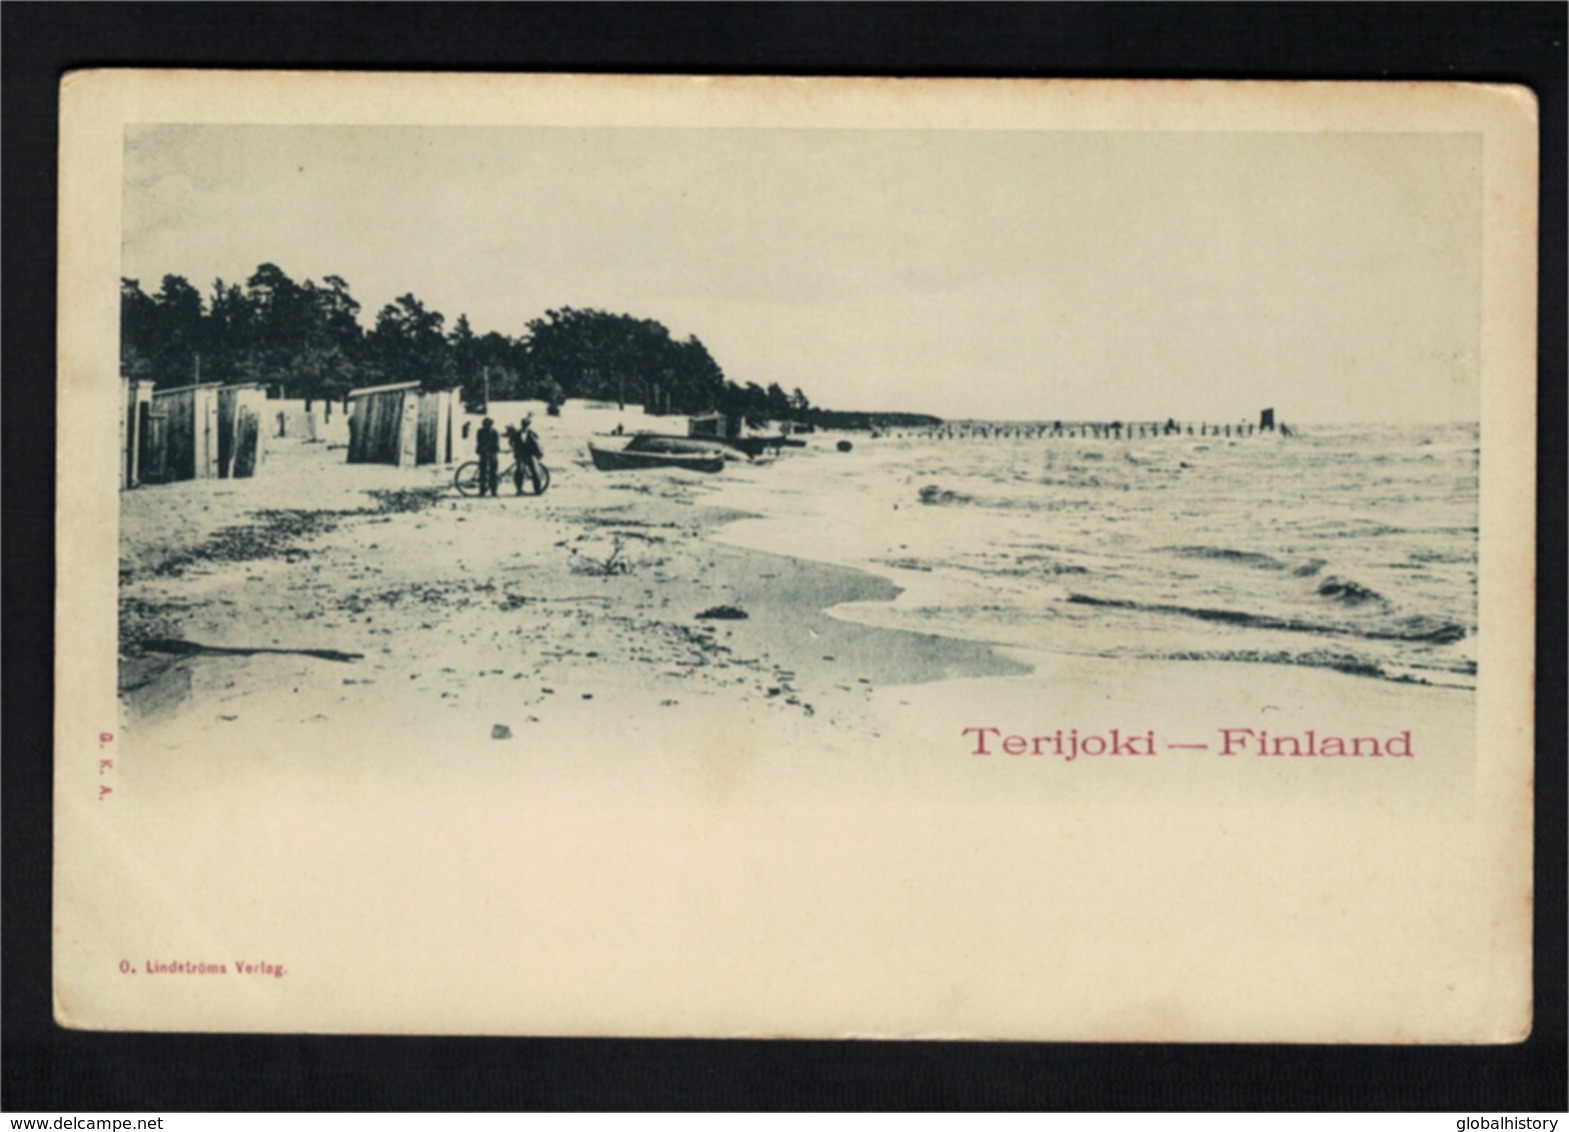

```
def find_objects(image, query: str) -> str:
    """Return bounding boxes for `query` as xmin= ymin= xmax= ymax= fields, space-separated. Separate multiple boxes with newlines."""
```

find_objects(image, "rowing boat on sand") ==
xmin=587 ymin=442 xmax=726 ymax=474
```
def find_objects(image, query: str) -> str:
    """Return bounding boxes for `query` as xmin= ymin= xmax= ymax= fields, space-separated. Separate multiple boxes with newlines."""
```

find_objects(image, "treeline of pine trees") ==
xmin=121 ymin=262 xmax=816 ymax=423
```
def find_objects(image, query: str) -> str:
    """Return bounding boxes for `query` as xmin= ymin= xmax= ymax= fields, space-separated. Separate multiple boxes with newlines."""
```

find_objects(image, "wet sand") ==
xmin=118 ymin=423 xmax=1022 ymax=758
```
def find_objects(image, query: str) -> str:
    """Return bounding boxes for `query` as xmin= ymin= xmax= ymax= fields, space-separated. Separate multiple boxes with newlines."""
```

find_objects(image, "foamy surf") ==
xmin=704 ymin=423 xmax=1477 ymax=688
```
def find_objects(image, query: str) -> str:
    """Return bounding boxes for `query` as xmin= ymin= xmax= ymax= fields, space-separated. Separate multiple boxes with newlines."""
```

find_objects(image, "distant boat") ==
xmin=588 ymin=441 xmax=726 ymax=474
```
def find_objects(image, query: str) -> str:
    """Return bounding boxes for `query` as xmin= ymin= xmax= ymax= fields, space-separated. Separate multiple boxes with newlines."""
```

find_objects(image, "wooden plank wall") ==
xmin=154 ymin=388 xmax=196 ymax=481
xmin=120 ymin=378 xmax=130 ymax=489
xmin=440 ymin=388 xmax=453 ymax=463
xmin=217 ymin=387 xmax=238 ymax=477
xmin=195 ymin=387 xmax=218 ymax=479
xmin=416 ymin=390 xmax=440 ymax=465
xmin=349 ymin=389 xmax=409 ymax=465
xmin=141 ymin=411 xmax=169 ymax=483
xmin=119 ymin=379 xmax=141 ymax=489
xmin=412 ymin=388 xmax=457 ymax=465
xmin=230 ymin=386 xmax=267 ymax=477
xmin=397 ymin=391 xmax=420 ymax=466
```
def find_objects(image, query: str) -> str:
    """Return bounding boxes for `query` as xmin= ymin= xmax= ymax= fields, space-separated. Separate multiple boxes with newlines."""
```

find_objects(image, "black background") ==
xmin=5 ymin=2 xmax=1564 ymax=1113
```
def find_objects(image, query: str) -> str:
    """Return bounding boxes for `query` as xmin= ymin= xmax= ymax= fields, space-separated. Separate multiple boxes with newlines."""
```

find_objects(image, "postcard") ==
xmin=56 ymin=72 xmax=1537 ymax=1039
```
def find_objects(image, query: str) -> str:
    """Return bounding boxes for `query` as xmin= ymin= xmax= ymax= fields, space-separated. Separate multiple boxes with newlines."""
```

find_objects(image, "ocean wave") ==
xmin=1170 ymin=545 xmax=1286 ymax=569
xmin=1157 ymin=648 xmax=1397 ymax=681
xmin=1065 ymin=593 xmax=1466 ymax=644
xmin=1167 ymin=547 xmax=1334 ymax=581
xmin=1321 ymin=524 xmax=1410 ymax=539
xmin=1387 ymin=614 xmax=1470 ymax=644
xmin=1154 ymin=648 xmax=1475 ymax=687
xmin=1407 ymin=547 xmax=1472 ymax=565
xmin=1314 ymin=575 xmax=1387 ymax=607
xmin=1010 ymin=554 xmax=1089 ymax=576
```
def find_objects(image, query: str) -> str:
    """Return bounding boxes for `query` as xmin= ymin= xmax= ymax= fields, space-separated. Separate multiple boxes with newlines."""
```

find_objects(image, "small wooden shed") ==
xmin=347 ymin=382 xmax=457 ymax=467
xmin=136 ymin=380 xmax=267 ymax=485
xmin=688 ymin=411 xmax=741 ymax=440
xmin=146 ymin=382 xmax=218 ymax=482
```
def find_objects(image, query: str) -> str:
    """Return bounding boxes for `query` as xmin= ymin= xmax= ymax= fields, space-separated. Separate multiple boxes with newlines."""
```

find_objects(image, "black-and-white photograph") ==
xmin=56 ymin=73 xmax=1536 ymax=1040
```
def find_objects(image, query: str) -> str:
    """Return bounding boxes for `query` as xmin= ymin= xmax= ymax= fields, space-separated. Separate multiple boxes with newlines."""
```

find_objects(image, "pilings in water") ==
xmin=918 ymin=418 xmax=1284 ymax=441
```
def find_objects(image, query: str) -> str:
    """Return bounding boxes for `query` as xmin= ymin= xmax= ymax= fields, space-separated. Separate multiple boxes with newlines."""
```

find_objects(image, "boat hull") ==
xmin=628 ymin=432 xmax=791 ymax=459
xmin=588 ymin=443 xmax=725 ymax=474
xmin=623 ymin=433 xmax=740 ymax=459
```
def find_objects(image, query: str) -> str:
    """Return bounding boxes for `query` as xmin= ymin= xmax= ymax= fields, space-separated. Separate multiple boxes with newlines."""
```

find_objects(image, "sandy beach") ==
xmin=117 ymin=402 xmax=1023 ymax=771
xmin=118 ymin=402 xmax=1477 ymax=797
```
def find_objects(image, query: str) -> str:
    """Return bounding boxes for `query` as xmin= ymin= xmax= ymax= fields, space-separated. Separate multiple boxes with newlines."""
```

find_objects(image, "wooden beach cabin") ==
xmin=150 ymin=382 xmax=218 ymax=482
xmin=346 ymin=382 xmax=457 ymax=467
xmin=135 ymin=380 xmax=268 ymax=485
xmin=688 ymin=411 xmax=741 ymax=441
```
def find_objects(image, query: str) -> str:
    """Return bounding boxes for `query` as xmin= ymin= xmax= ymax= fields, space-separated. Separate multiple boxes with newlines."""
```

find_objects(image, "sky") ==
xmin=122 ymin=124 xmax=1482 ymax=422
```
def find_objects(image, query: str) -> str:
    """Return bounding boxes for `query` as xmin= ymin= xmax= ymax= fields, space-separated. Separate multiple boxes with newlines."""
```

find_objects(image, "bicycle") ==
xmin=453 ymin=457 xmax=551 ymax=497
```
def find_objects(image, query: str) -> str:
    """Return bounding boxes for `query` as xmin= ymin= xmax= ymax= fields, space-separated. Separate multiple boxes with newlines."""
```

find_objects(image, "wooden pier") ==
xmin=912 ymin=409 xmax=1289 ymax=441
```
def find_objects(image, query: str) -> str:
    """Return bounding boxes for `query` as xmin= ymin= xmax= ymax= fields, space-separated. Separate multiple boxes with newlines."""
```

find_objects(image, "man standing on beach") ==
xmin=506 ymin=414 xmax=544 ymax=495
xmin=476 ymin=417 xmax=500 ymax=497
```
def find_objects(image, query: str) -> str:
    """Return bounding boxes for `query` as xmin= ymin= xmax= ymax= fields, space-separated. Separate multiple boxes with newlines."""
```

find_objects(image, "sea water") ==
xmin=708 ymin=423 xmax=1478 ymax=689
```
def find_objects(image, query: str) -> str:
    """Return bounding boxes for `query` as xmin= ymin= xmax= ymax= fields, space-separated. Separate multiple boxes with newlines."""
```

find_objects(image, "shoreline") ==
xmin=117 ymin=429 xmax=1476 ymax=816
xmin=94 ymin=423 xmax=1487 ymax=1039
xmin=116 ymin=434 xmax=1027 ymax=752
xmin=702 ymin=437 xmax=1479 ymax=692
xmin=117 ymin=418 xmax=1478 ymax=730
